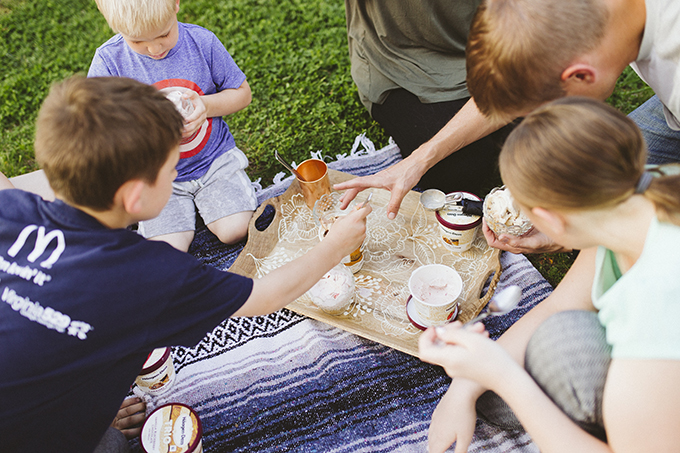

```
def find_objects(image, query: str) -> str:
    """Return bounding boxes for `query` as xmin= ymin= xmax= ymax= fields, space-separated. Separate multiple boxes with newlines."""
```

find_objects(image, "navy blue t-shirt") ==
xmin=0 ymin=190 xmax=253 ymax=453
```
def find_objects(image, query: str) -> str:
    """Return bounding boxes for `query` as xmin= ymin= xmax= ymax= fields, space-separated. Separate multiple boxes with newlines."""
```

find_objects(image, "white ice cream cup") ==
xmin=408 ymin=264 xmax=463 ymax=326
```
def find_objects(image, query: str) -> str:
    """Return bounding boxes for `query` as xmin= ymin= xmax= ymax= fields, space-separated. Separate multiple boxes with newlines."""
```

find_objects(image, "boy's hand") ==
xmin=323 ymin=204 xmax=371 ymax=260
xmin=182 ymin=91 xmax=208 ymax=138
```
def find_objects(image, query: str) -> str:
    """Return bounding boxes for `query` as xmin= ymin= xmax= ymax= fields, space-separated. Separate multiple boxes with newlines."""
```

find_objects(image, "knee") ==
xmin=209 ymin=211 xmax=252 ymax=245
xmin=525 ymin=310 xmax=611 ymax=439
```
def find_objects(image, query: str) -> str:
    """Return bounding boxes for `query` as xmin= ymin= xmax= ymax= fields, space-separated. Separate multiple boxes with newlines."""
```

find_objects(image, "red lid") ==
xmin=140 ymin=347 xmax=171 ymax=375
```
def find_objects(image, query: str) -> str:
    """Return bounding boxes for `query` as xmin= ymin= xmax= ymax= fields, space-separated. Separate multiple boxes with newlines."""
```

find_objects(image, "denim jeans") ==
xmin=628 ymin=95 xmax=680 ymax=164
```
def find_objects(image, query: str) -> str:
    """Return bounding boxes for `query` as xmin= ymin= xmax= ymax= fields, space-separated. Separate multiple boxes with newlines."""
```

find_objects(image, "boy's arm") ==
xmin=232 ymin=205 xmax=371 ymax=317
xmin=183 ymin=80 xmax=251 ymax=138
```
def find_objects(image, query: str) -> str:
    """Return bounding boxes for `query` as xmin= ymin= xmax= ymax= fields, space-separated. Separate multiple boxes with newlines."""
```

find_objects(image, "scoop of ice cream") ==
xmin=485 ymin=188 xmax=529 ymax=226
xmin=308 ymin=265 xmax=355 ymax=314
xmin=411 ymin=278 xmax=459 ymax=305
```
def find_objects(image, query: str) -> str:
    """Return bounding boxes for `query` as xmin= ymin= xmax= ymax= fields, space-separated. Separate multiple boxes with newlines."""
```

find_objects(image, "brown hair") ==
xmin=466 ymin=0 xmax=608 ymax=122
xmin=499 ymin=97 xmax=680 ymax=225
xmin=35 ymin=76 xmax=183 ymax=210
xmin=95 ymin=0 xmax=177 ymax=37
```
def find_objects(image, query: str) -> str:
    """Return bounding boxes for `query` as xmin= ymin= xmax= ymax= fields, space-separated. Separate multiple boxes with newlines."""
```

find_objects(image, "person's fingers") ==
xmin=454 ymin=431 xmax=473 ymax=453
xmin=337 ymin=187 xmax=362 ymax=209
xmin=112 ymin=397 xmax=147 ymax=439
xmin=385 ymin=188 xmax=407 ymax=219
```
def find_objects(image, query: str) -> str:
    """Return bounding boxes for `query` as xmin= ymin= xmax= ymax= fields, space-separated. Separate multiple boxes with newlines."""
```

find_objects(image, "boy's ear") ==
xmin=530 ymin=206 xmax=567 ymax=237
xmin=561 ymin=64 xmax=597 ymax=89
xmin=115 ymin=179 xmax=146 ymax=215
xmin=175 ymin=0 xmax=180 ymax=13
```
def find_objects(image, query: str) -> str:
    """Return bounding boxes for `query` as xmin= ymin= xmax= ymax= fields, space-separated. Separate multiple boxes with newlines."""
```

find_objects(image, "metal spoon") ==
xmin=420 ymin=189 xmax=484 ymax=216
xmin=275 ymin=150 xmax=305 ymax=181
xmin=464 ymin=285 xmax=522 ymax=325
xmin=420 ymin=189 xmax=461 ymax=210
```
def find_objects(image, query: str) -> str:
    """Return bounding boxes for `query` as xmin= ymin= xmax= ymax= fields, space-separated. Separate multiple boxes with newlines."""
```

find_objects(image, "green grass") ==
xmin=0 ymin=0 xmax=387 ymax=182
xmin=0 ymin=0 xmax=654 ymax=286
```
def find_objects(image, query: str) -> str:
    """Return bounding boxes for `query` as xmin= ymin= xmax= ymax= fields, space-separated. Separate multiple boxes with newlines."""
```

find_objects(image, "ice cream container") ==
xmin=307 ymin=263 xmax=356 ymax=315
xmin=135 ymin=347 xmax=176 ymax=396
xmin=141 ymin=403 xmax=203 ymax=453
xmin=435 ymin=192 xmax=482 ymax=252
xmin=408 ymin=264 xmax=463 ymax=326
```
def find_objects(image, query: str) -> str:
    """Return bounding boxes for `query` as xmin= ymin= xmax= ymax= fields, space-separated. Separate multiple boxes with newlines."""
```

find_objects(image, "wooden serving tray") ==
xmin=230 ymin=170 xmax=501 ymax=357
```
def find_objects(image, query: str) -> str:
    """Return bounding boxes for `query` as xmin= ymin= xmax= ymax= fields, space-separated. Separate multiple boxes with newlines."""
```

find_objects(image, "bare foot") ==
xmin=111 ymin=397 xmax=146 ymax=439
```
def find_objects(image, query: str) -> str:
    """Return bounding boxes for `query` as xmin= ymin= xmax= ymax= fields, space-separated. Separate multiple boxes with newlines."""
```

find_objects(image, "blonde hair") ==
xmin=499 ymin=97 xmax=680 ymax=225
xmin=35 ymin=76 xmax=183 ymax=211
xmin=95 ymin=0 xmax=177 ymax=37
xmin=466 ymin=0 xmax=608 ymax=122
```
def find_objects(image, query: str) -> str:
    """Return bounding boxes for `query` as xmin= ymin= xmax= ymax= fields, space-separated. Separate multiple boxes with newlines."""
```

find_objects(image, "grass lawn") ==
xmin=0 ymin=0 xmax=654 ymax=286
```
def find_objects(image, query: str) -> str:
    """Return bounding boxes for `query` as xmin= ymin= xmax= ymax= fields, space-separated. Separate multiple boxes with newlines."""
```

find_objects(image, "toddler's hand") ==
xmin=324 ymin=204 xmax=371 ymax=260
xmin=182 ymin=91 xmax=208 ymax=138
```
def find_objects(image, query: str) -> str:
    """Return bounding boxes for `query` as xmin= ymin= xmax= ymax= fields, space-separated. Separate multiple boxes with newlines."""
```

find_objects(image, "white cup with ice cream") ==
xmin=407 ymin=264 xmax=463 ymax=327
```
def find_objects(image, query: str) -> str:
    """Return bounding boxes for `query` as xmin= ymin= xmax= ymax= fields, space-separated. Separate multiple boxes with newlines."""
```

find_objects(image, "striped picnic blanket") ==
xmin=130 ymin=136 xmax=549 ymax=452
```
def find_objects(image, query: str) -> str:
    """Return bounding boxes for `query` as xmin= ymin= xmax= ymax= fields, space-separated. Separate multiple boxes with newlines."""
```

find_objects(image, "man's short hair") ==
xmin=95 ymin=0 xmax=177 ymax=37
xmin=466 ymin=0 xmax=608 ymax=122
xmin=35 ymin=76 xmax=183 ymax=210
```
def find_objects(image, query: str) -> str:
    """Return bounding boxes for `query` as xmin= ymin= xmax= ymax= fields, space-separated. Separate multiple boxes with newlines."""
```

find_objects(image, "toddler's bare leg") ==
xmin=149 ymin=230 xmax=195 ymax=252
xmin=207 ymin=211 xmax=253 ymax=245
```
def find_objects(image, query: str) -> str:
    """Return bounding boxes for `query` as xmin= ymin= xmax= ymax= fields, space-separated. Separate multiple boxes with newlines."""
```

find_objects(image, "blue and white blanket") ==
xmin=131 ymin=136 xmax=550 ymax=452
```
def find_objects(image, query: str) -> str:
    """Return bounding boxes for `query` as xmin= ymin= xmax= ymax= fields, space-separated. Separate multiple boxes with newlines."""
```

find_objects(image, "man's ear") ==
xmin=561 ymin=64 xmax=597 ymax=92
xmin=115 ymin=179 xmax=146 ymax=215
xmin=531 ymin=206 xmax=567 ymax=237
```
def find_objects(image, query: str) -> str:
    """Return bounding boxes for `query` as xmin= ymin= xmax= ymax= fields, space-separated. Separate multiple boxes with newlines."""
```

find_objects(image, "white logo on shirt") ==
xmin=8 ymin=225 xmax=65 ymax=269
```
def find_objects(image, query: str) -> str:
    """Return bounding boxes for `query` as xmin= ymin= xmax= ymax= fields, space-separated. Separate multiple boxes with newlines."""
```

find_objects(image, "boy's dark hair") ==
xmin=35 ymin=76 xmax=183 ymax=210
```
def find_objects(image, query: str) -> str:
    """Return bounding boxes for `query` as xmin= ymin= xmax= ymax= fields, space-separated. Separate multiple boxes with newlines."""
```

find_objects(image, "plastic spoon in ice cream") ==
xmin=464 ymin=285 xmax=522 ymax=325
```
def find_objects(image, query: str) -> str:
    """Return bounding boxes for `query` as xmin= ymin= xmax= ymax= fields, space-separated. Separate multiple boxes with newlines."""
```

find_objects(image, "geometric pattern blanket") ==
xmin=130 ymin=135 xmax=549 ymax=452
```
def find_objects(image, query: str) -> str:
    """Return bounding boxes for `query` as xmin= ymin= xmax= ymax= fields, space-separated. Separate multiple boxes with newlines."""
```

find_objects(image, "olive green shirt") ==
xmin=344 ymin=0 xmax=480 ymax=111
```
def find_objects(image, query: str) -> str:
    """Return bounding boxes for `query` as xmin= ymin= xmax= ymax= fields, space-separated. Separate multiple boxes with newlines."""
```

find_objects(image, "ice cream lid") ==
xmin=141 ymin=403 xmax=202 ymax=453
xmin=435 ymin=192 xmax=482 ymax=230
xmin=140 ymin=347 xmax=171 ymax=374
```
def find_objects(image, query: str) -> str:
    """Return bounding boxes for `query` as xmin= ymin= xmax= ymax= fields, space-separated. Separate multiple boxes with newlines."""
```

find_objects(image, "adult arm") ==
xmin=233 ymin=204 xmax=371 ymax=317
xmin=335 ymin=98 xmax=510 ymax=218
xmin=425 ymin=248 xmax=598 ymax=453
xmin=183 ymin=80 xmax=252 ymax=137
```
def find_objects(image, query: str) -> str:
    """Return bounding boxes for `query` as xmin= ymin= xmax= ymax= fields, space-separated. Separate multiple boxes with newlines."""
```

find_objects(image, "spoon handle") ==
xmin=464 ymin=311 xmax=491 ymax=326
xmin=275 ymin=150 xmax=305 ymax=181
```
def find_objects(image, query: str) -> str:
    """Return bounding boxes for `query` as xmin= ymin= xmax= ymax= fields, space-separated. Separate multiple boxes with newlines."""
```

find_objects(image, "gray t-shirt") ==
xmin=345 ymin=0 xmax=480 ymax=110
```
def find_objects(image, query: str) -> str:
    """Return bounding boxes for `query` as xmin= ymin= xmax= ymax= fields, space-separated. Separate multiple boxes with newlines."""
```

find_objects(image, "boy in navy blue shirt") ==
xmin=0 ymin=76 xmax=369 ymax=453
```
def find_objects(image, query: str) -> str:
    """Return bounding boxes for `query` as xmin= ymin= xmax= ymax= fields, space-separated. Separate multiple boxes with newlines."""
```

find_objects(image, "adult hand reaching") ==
xmin=482 ymin=220 xmax=568 ymax=254
xmin=334 ymin=157 xmax=428 ymax=219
